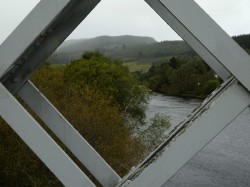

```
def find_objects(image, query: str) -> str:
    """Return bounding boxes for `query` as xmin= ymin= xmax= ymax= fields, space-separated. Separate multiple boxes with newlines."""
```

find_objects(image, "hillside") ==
xmin=48 ymin=35 xmax=194 ymax=64
xmin=49 ymin=34 xmax=250 ymax=64
xmin=59 ymin=35 xmax=156 ymax=51
xmin=50 ymin=35 xmax=157 ymax=64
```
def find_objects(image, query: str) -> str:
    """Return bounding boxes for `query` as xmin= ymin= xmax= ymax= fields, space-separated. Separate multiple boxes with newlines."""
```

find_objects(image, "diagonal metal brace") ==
xmin=0 ymin=0 xmax=121 ymax=186
xmin=146 ymin=0 xmax=250 ymax=91
xmin=18 ymin=81 xmax=121 ymax=187
xmin=0 ymin=83 xmax=95 ymax=187
xmin=116 ymin=0 xmax=250 ymax=186
xmin=119 ymin=78 xmax=250 ymax=187
xmin=0 ymin=0 xmax=101 ymax=94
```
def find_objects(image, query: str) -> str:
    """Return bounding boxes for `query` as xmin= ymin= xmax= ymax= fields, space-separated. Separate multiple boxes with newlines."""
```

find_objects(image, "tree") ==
xmin=169 ymin=56 xmax=178 ymax=69
xmin=0 ymin=56 xmax=150 ymax=186
xmin=246 ymin=48 xmax=250 ymax=55
xmin=203 ymin=79 xmax=220 ymax=95
xmin=1 ymin=52 xmax=178 ymax=185
xmin=0 ymin=118 xmax=62 ymax=186
xmin=31 ymin=62 xmax=147 ymax=176
xmin=141 ymin=113 xmax=171 ymax=151
xmin=139 ymin=57 xmax=219 ymax=98
xmin=64 ymin=51 xmax=150 ymax=126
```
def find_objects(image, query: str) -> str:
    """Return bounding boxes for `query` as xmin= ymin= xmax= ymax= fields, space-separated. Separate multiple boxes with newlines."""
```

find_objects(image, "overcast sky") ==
xmin=0 ymin=0 xmax=249 ymax=44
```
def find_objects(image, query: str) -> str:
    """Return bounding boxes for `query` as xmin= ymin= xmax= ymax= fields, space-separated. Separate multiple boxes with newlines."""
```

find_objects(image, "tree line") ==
xmin=136 ymin=56 xmax=221 ymax=99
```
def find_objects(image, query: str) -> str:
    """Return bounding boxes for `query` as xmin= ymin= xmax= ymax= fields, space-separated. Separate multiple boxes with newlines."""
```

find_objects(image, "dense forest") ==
xmin=136 ymin=56 xmax=221 ymax=99
xmin=0 ymin=52 xmax=170 ymax=186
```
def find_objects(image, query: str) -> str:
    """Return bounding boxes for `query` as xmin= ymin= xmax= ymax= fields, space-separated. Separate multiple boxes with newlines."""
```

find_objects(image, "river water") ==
xmin=146 ymin=94 xmax=200 ymax=131
xmin=146 ymin=94 xmax=250 ymax=187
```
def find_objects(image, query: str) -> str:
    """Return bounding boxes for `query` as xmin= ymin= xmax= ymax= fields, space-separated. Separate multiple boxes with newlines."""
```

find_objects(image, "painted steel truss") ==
xmin=0 ymin=0 xmax=249 ymax=186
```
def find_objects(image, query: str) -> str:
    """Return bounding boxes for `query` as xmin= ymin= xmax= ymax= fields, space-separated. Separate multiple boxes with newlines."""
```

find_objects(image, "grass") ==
xmin=124 ymin=62 xmax=151 ymax=72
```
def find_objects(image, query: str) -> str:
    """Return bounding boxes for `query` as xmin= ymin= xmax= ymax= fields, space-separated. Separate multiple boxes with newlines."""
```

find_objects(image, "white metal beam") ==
xmin=117 ymin=1 xmax=250 ymax=186
xmin=1 ymin=0 xmax=250 ymax=186
xmin=145 ymin=0 xmax=230 ymax=80
xmin=18 ymin=81 xmax=121 ymax=187
xmin=0 ymin=83 xmax=95 ymax=187
xmin=149 ymin=0 xmax=250 ymax=91
xmin=0 ymin=0 xmax=122 ymax=186
xmin=0 ymin=0 xmax=70 ymax=78
xmin=146 ymin=0 xmax=250 ymax=86
xmin=119 ymin=79 xmax=250 ymax=187
xmin=0 ymin=0 xmax=100 ymax=94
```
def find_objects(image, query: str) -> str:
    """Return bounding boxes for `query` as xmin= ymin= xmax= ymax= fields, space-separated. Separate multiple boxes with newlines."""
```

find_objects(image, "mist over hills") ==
xmin=49 ymin=34 xmax=250 ymax=64
xmin=50 ymin=35 xmax=155 ymax=63
xmin=59 ymin=35 xmax=156 ymax=51
xmin=49 ymin=35 xmax=193 ymax=64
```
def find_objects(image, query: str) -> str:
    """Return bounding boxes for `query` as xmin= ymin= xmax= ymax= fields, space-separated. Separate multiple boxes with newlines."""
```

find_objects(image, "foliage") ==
xmin=31 ymin=59 xmax=147 ymax=174
xmin=203 ymin=79 xmax=220 ymax=95
xmin=245 ymin=48 xmax=250 ymax=55
xmin=0 ymin=52 xmax=181 ymax=186
xmin=141 ymin=113 xmax=171 ymax=151
xmin=64 ymin=51 xmax=151 ymax=126
xmin=233 ymin=33 xmax=250 ymax=50
xmin=123 ymin=62 xmax=151 ymax=72
xmin=139 ymin=57 xmax=219 ymax=99
xmin=0 ymin=54 xmax=152 ymax=186
xmin=0 ymin=118 xmax=61 ymax=187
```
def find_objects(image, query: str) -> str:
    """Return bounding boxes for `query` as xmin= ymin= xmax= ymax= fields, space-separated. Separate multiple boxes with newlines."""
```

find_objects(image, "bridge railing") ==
xmin=0 ymin=0 xmax=249 ymax=186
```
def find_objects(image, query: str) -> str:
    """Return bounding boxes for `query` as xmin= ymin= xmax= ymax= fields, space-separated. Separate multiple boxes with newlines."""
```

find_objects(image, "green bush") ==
xmin=203 ymin=79 xmax=220 ymax=95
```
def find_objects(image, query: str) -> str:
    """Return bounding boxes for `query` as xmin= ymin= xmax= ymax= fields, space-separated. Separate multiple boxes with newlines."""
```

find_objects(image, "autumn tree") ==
xmin=64 ymin=51 xmax=150 ymax=127
xmin=0 ymin=56 xmax=149 ymax=186
xmin=0 ymin=52 xmax=172 ymax=186
xmin=31 ymin=61 xmax=146 ymax=176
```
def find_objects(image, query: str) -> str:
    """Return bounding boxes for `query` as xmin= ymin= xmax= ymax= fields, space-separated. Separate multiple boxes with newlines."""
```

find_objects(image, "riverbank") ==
xmin=156 ymin=91 xmax=206 ymax=100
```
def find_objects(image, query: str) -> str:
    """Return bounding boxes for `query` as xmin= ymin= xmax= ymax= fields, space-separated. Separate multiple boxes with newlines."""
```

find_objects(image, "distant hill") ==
xmin=48 ymin=34 xmax=250 ymax=64
xmin=50 ymin=35 xmax=156 ymax=64
xmin=59 ymin=35 xmax=156 ymax=51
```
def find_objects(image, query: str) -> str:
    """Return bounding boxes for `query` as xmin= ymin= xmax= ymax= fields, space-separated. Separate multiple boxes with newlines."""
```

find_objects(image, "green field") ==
xmin=124 ymin=62 xmax=151 ymax=72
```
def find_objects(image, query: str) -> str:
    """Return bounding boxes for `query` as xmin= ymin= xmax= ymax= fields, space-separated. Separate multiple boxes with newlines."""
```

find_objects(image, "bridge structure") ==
xmin=0 ymin=0 xmax=250 ymax=186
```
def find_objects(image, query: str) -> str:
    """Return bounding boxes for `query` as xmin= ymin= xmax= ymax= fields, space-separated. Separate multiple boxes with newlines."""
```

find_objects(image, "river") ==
xmin=146 ymin=94 xmax=250 ymax=187
xmin=146 ymin=94 xmax=200 ymax=131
